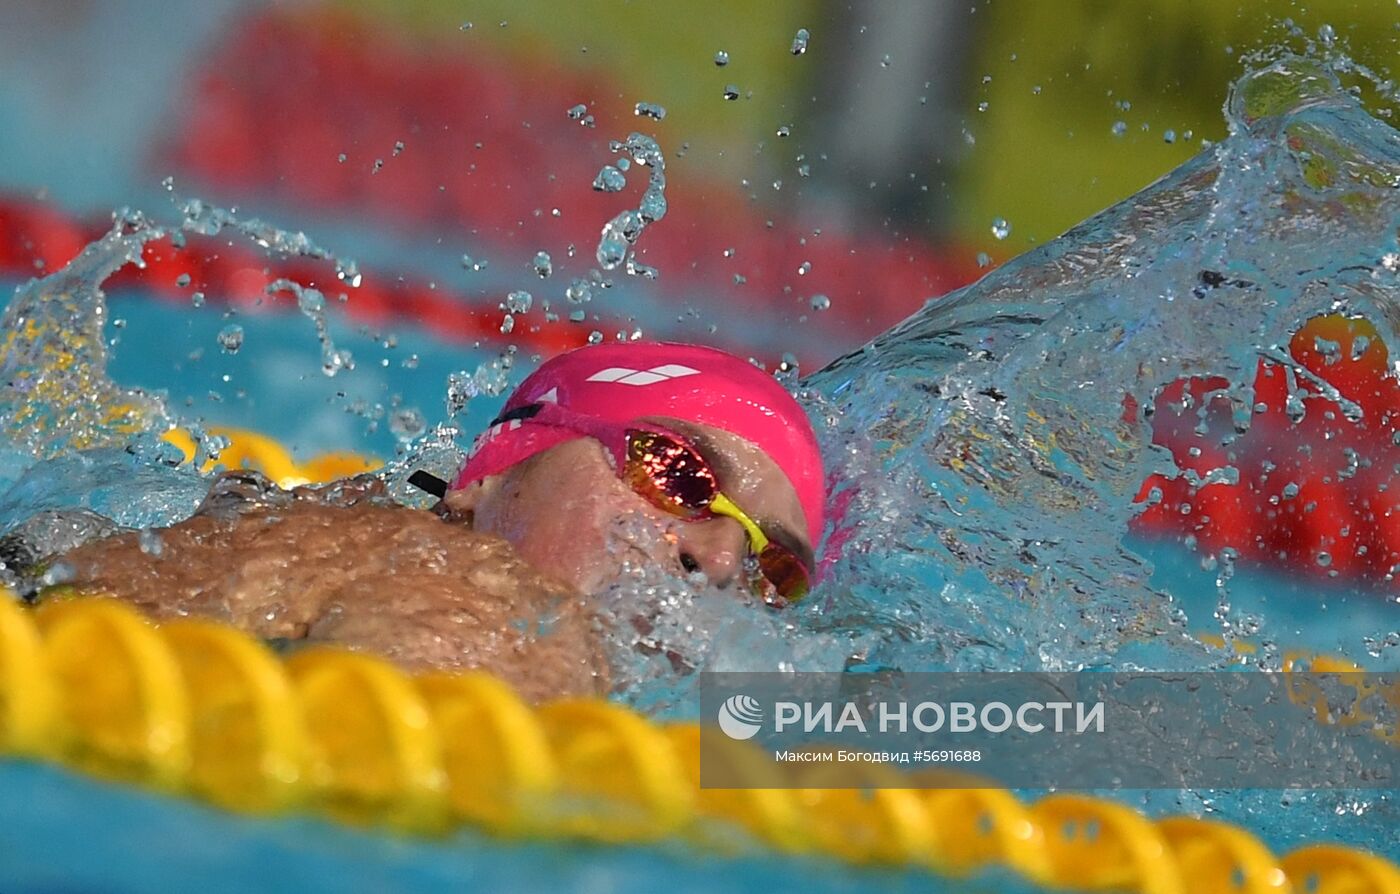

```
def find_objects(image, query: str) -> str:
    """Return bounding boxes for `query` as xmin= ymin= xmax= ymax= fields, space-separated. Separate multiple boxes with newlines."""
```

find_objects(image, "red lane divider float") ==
xmin=1132 ymin=314 xmax=1399 ymax=587
xmin=157 ymin=7 xmax=978 ymax=356
xmin=0 ymin=195 xmax=613 ymax=356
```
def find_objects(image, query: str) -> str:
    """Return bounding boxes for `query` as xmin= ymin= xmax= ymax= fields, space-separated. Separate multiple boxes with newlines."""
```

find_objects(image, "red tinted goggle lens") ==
xmin=752 ymin=543 xmax=810 ymax=607
xmin=622 ymin=430 xmax=717 ymax=516
xmin=622 ymin=430 xmax=810 ymax=604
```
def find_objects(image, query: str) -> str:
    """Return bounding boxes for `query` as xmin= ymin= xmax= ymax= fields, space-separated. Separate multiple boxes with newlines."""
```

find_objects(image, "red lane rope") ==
xmin=156 ymin=8 xmax=979 ymax=354
xmin=1132 ymin=316 xmax=1399 ymax=586
xmin=0 ymin=195 xmax=608 ymax=355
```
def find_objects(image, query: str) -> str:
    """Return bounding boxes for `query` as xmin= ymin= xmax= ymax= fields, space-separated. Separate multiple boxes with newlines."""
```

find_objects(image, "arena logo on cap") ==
xmin=586 ymin=364 xmax=700 ymax=386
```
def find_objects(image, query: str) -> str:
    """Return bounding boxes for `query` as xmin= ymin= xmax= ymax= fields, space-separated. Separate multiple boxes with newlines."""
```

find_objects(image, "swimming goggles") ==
xmin=415 ymin=402 xmax=811 ymax=606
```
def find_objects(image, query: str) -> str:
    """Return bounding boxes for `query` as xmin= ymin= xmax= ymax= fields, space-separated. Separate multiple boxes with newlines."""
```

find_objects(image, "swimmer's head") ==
xmin=445 ymin=342 xmax=825 ymax=597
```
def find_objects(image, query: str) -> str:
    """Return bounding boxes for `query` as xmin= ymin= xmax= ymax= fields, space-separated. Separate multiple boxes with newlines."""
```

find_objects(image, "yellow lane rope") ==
xmin=0 ymin=594 xmax=1395 ymax=894
xmin=21 ymin=427 xmax=1389 ymax=889
xmin=160 ymin=427 xmax=381 ymax=488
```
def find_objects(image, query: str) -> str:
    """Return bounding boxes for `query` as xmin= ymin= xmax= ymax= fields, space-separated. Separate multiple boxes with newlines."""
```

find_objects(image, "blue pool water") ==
xmin=0 ymin=762 xmax=1037 ymax=894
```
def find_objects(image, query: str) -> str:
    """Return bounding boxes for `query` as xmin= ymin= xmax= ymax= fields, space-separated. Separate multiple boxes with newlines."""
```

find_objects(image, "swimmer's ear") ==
xmin=433 ymin=481 xmax=483 ymax=525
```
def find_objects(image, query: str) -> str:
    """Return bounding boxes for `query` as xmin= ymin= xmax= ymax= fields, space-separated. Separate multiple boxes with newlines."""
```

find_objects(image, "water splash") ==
xmin=0 ymin=213 xmax=170 ymax=458
xmin=804 ymin=54 xmax=1399 ymax=677
xmin=267 ymin=279 xmax=354 ymax=377
xmin=0 ymin=199 xmax=370 ymax=533
xmin=595 ymin=133 xmax=668 ymax=274
xmin=180 ymin=197 xmax=360 ymax=286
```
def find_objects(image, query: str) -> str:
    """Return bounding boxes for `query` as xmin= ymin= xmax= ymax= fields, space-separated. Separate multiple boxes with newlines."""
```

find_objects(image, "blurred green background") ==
xmin=339 ymin=0 xmax=1400 ymax=256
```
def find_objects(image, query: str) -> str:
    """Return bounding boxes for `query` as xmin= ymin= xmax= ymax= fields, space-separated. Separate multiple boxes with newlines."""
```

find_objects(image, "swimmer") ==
xmin=33 ymin=342 xmax=825 ymax=702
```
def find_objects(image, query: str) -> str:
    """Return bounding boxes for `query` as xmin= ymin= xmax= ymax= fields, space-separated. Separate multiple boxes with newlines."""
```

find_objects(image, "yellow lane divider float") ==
xmin=160 ymin=426 xmax=381 ymax=488
xmin=0 ymin=594 xmax=1396 ymax=894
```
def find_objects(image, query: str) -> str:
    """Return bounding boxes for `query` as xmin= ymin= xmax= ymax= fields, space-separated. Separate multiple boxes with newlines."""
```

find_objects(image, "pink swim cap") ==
xmin=454 ymin=342 xmax=825 ymax=546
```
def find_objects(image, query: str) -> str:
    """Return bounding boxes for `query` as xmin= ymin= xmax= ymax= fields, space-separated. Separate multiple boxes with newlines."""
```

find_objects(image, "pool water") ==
xmin=0 ymin=761 xmax=1049 ymax=894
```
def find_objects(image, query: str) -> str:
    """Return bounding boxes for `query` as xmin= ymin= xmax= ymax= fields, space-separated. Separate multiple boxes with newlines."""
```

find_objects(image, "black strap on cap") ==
xmin=489 ymin=402 xmax=545 ymax=427
xmin=407 ymin=470 xmax=448 ymax=498
xmin=413 ymin=403 xmax=545 ymax=500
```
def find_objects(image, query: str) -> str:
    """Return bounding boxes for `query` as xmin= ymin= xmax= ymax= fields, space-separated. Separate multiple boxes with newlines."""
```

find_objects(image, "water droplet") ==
xmin=337 ymin=153 xmax=347 ymax=163
xmin=504 ymin=290 xmax=533 ymax=314
xmin=797 ymin=261 xmax=811 ymax=275
xmin=566 ymin=278 xmax=593 ymax=304
xmin=634 ymin=101 xmax=667 ymax=121
xmin=1163 ymin=129 xmax=1177 ymax=144
xmin=1032 ymin=85 xmax=1042 ymax=95
xmin=532 ymin=251 xmax=553 ymax=278
xmin=880 ymin=54 xmax=892 ymax=68
xmin=459 ymin=21 xmax=473 ymax=30
xmin=790 ymin=28 xmax=810 ymax=55
xmin=639 ymin=187 xmax=667 ymax=221
xmin=40 ymin=561 xmax=74 ymax=588
xmin=714 ymin=50 xmax=729 ymax=67
xmin=723 ymin=84 xmax=740 ymax=101
xmin=566 ymin=103 xmax=588 ymax=121
xmin=371 ymin=158 xmax=384 ymax=174
xmin=597 ymin=235 xmax=629 ymax=269
xmin=217 ymin=324 xmax=244 ymax=354
xmin=175 ymin=273 xmax=191 ymax=288
xmin=389 ymin=407 xmax=426 ymax=441
xmin=500 ymin=313 xmax=515 ymax=334
xmin=1316 ymin=551 xmax=1332 ymax=568
xmin=991 ymin=217 xmax=1011 ymax=240
xmin=1317 ymin=23 xmax=1336 ymax=47
xmin=978 ymin=101 xmax=990 ymax=112
xmin=776 ymin=124 xmax=791 ymax=138
xmin=593 ymin=165 xmax=627 ymax=192
xmin=977 ymin=252 xmax=991 ymax=268
xmin=625 ymin=259 xmax=659 ymax=279
xmin=392 ymin=140 xmax=405 ymax=156
xmin=190 ymin=291 xmax=205 ymax=308
xmin=810 ymin=294 xmax=830 ymax=311
xmin=587 ymin=330 xmax=604 ymax=345
xmin=594 ymin=132 xmax=668 ymax=273
xmin=1111 ymin=121 xmax=1128 ymax=137
xmin=138 ymin=528 xmax=165 ymax=557
xmin=461 ymin=254 xmax=488 ymax=272
xmin=296 ymin=289 xmax=324 ymax=314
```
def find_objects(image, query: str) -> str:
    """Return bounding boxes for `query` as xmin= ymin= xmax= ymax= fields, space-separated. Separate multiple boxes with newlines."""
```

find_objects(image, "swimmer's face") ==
xmin=446 ymin=419 xmax=814 ymax=596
